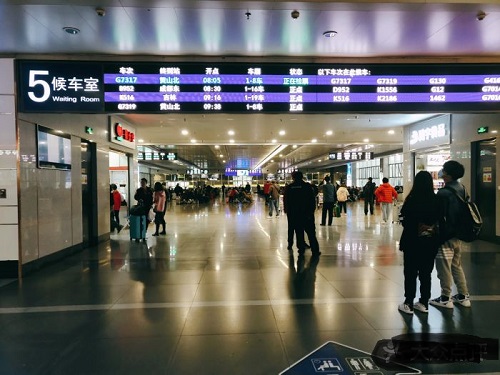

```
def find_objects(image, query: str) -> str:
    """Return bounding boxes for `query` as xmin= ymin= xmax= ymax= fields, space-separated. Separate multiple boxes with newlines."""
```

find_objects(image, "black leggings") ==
xmin=154 ymin=211 xmax=166 ymax=233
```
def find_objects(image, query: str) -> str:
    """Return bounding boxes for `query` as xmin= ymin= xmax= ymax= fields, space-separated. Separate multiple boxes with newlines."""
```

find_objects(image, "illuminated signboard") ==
xmin=17 ymin=61 xmax=500 ymax=113
xmin=225 ymin=168 xmax=262 ymax=176
xmin=138 ymin=151 xmax=178 ymax=161
xmin=329 ymin=152 xmax=373 ymax=161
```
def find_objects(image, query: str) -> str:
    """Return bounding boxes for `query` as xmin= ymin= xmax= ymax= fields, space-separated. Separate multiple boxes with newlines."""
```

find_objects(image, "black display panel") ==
xmin=18 ymin=61 xmax=104 ymax=113
xmin=36 ymin=125 xmax=72 ymax=170
xmin=17 ymin=61 xmax=500 ymax=113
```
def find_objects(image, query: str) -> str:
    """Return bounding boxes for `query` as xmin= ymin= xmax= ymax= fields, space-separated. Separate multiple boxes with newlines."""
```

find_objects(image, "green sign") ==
xmin=477 ymin=126 xmax=489 ymax=134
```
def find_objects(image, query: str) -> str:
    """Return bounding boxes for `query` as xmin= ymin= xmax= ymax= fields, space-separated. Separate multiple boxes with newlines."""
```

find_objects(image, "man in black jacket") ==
xmin=134 ymin=178 xmax=154 ymax=215
xmin=430 ymin=160 xmax=471 ymax=309
xmin=283 ymin=171 xmax=320 ymax=257
xmin=363 ymin=177 xmax=376 ymax=215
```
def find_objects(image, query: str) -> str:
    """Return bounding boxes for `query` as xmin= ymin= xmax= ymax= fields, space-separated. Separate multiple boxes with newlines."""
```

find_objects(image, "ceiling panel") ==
xmin=3 ymin=1 xmax=499 ymax=173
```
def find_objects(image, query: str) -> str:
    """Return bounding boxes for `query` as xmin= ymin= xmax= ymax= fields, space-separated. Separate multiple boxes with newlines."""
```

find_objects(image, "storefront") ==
xmin=405 ymin=114 xmax=451 ymax=191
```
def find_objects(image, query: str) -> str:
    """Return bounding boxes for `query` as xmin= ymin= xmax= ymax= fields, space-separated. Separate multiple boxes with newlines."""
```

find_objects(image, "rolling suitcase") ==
xmin=334 ymin=204 xmax=341 ymax=218
xmin=129 ymin=215 xmax=147 ymax=241
xmin=392 ymin=203 xmax=403 ymax=224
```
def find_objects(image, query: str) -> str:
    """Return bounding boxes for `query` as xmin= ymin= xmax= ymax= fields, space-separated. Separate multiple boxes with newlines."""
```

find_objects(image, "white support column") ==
xmin=0 ymin=59 xmax=19 ymax=275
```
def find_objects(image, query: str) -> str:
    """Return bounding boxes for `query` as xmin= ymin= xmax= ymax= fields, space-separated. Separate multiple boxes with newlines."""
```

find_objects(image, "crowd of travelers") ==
xmin=120 ymin=160 xmax=474 ymax=319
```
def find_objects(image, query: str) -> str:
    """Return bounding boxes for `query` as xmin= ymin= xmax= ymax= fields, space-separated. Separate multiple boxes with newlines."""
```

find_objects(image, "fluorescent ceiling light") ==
xmin=254 ymin=144 xmax=288 ymax=170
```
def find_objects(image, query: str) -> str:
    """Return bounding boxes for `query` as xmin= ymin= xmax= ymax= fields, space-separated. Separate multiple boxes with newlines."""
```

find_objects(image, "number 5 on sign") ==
xmin=28 ymin=70 xmax=50 ymax=102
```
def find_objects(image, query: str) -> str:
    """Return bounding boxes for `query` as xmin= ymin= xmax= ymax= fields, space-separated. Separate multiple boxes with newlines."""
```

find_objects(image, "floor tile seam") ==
xmin=1 ymin=294 xmax=499 ymax=314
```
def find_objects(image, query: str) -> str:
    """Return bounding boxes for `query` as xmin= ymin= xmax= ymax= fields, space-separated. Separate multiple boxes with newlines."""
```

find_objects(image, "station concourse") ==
xmin=1 ymin=1 xmax=500 ymax=374
xmin=0 ymin=197 xmax=499 ymax=374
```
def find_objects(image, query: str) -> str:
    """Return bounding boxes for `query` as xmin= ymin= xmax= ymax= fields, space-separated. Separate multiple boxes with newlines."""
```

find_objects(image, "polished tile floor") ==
xmin=0 ymin=196 xmax=499 ymax=374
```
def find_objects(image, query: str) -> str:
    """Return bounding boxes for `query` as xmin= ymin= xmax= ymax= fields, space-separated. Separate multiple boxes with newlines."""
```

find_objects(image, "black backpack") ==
xmin=444 ymin=185 xmax=482 ymax=242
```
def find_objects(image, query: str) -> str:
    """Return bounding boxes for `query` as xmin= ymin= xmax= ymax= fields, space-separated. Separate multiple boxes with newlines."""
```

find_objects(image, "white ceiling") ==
xmin=4 ymin=0 xmax=500 ymax=172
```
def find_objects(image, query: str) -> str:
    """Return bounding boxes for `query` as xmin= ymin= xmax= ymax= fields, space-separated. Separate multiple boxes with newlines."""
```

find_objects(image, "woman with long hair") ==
xmin=152 ymin=182 xmax=167 ymax=236
xmin=398 ymin=171 xmax=443 ymax=314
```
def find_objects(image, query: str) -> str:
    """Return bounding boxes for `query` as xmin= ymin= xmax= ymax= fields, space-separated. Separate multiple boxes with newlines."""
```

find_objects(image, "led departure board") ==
xmin=17 ymin=61 xmax=500 ymax=113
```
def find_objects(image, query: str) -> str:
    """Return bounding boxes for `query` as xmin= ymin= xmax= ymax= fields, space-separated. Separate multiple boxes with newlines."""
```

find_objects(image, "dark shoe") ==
xmin=429 ymin=296 xmax=454 ymax=309
xmin=305 ymin=243 xmax=311 ymax=249
xmin=320 ymin=223 xmax=325 ymax=226
xmin=160 ymin=231 xmax=166 ymax=235
xmin=152 ymin=233 xmax=159 ymax=236
xmin=117 ymin=225 xmax=124 ymax=233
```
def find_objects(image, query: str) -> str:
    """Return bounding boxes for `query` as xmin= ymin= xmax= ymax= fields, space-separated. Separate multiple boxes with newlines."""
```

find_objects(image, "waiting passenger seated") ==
xmin=180 ymin=188 xmax=196 ymax=204
xmin=227 ymin=187 xmax=238 ymax=203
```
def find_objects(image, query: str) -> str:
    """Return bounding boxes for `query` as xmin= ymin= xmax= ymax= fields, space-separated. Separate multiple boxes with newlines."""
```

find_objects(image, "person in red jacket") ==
xmin=263 ymin=180 xmax=272 ymax=206
xmin=375 ymin=177 xmax=398 ymax=224
xmin=110 ymin=184 xmax=124 ymax=233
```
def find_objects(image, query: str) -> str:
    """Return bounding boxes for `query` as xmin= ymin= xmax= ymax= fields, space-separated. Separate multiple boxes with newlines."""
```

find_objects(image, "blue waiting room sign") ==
xmin=280 ymin=341 xmax=420 ymax=375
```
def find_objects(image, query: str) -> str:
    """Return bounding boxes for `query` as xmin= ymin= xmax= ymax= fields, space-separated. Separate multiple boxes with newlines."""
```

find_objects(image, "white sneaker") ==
xmin=398 ymin=303 xmax=414 ymax=315
xmin=451 ymin=294 xmax=471 ymax=307
xmin=429 ymin=296 xmax=454 ymax=309
xmin=413 ymin=302 xmax=429 ymax=313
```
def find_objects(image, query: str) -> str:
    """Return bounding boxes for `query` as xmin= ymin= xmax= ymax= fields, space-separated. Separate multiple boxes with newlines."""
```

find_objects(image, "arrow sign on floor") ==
xmin=280 ymin=341 xmax=421 ymax=375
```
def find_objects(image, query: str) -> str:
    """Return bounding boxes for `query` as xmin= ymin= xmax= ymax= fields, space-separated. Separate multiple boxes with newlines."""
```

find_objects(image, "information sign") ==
xmin=17 ymin=61 xmax=500 ymax=113
xmin=280 ymin=341 xmax=420 ymax=375
xmin=329 ymin=152 xmax=373 ymax=161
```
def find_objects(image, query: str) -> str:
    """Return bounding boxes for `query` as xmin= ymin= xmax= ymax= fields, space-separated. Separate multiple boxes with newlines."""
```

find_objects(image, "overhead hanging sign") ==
xmin=138 ymin=151 xmax=177 ymax=161
xmin=17 ymin=61 xmax=104 ymax=113
xmin=329 ymin=151 xmax=373 ymax=161
xmin=17 ymin=61 xmax=500 ymax=113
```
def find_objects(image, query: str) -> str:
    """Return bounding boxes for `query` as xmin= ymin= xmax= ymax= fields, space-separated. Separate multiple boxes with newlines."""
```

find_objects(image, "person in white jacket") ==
xmin=336 ymin=183 xmax=349 ymax=215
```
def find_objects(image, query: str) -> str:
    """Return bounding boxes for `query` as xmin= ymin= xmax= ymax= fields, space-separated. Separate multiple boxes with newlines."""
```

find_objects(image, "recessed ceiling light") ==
xmin=214 ymin=145 xmax=220 ymax=149
xmin=181 ymin=129 xmax=189 ymax=135
xmin=388 ymin=130 xmax=395 ymax=135
xmin=63 ymin=27 xmax=80 ymax=35
xmin=326 ymin=130 xmax=333 ymax=136
xmin=228 ymin=130 xmax=235 ymax=135
xmin=311 ymin=139 xmax=317 ymax=143
xmin=318 ymin=159 xmax=322 ymax=162
xmin=219 ymin=154 xmax=223 ymax=158
xmin=138 ymin=139 xmax=144 ymax=143
xmin=190 ymin=139 xmax=196 ymax=143
xmin=270 ymin=159 xmax=274 ymax=163
xmin=223 ymin=160 xmax=226 ymax=162
xmin=293 ymin=145 xmax=298 ymax=148
xmin=226 ymin=118 xmax=234 ymax=121
xmin=323 ymin=30 xmax=337 ymax=38
xmin=492 ymin=130 xmax=498 ymax=134
xmin=279 ymin=154 xmax=283 ymax=157
xmin=363 ymin=138 xmax=369 ymax=142
xmin=279 ymin=130 xmax=286 ymax=136
xmin=229 ymin=139 xmax=235 ymax=143
xmin=271 ymin=139 xmax=277 ymax=143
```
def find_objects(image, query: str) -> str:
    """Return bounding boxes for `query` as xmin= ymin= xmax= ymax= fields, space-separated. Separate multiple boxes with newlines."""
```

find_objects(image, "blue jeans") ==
xmin=269 ymin=198 xmax=279 ymax=216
